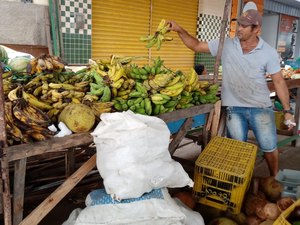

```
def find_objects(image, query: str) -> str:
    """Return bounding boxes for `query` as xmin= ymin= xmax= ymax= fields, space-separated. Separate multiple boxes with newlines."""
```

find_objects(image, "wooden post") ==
xmin=213 ymin=0 xmax=232 ymax=84
xmin=0 ymin=66 xmax=12 ymax=225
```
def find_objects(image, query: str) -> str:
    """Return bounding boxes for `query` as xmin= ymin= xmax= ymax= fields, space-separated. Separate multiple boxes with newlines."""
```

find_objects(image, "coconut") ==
xmin=259 ymin=176 xmax=283 ymax=202
xmin=58 ymin=103 xmax=95 ymax=133
xmin=208 ymin=217 xmax=238 ymax=225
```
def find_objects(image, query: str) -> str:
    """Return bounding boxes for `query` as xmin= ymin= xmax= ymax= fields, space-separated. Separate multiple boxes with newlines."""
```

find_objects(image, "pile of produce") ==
xmin=195 ymin=176 xmax=297 ymax=225
xmin=2 ymin=53 xmax=219 ymax=145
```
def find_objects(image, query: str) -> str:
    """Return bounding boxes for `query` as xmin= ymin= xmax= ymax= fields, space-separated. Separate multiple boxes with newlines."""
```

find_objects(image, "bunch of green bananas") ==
xmin=140 ymin=19 xmax=173 ymax=50
xmin=112 ymin=81 xmax=152 ymax=115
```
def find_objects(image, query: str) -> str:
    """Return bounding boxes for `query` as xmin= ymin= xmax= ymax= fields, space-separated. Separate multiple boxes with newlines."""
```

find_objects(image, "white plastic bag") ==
xmin=91 ymin=111 xmax=193 ymax=200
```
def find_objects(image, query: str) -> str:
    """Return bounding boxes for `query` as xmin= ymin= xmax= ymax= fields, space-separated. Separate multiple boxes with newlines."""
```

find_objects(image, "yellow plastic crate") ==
xmin=274 ymin=198 xmax=300 ymax=225
xmin=193 ymin=136 xmax=257 ymax=214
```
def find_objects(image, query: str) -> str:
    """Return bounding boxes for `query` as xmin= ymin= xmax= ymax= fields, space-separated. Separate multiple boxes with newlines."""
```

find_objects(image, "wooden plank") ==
xmin=169 ymin=117 xmax=193 ymax=155
xmin=213 ymin=0 xmax=232 ymax=83
xmin=66 ymin=148 xmax=75 ymax=177
xmin=5 ymin=133 xmax=93 ymax=162
xmin=157 ymin=104 xmax=213 ymax=123
xmin=217 ymin=109 xmax=226 ymax=137
xmin=19 ymin=154 xmax=96 ymax=225
xmin=211 ymin=100 xmax=222 ymax=138
xmin=13 ymin=158 xmax=27 ymax=225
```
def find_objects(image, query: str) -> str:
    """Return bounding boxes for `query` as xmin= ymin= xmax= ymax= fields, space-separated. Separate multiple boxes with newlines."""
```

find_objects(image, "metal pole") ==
xmin=213 ymin=0 xmax=232 ymax=84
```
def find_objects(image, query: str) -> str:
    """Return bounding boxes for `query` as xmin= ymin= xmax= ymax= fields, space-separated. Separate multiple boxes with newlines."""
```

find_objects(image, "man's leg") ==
xmin=250 ymin=107 xmax=278 ymax=176
xmin=264 ymin=149 xmax=279 ymax=176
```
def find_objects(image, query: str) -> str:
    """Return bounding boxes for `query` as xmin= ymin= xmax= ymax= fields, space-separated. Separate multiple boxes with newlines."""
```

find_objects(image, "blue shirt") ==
xmin=208 ymin=37 xmax=281 ymax=108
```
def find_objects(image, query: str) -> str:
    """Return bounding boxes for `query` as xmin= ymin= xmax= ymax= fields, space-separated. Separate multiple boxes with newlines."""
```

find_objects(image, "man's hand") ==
xmin=167 ymin=21 xmax=181 ymax=32
xmin=284 ymin=113 xmax=296 ymax=130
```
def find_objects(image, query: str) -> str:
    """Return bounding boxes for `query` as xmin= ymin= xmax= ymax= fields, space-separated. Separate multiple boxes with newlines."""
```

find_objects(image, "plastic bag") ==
xmin=91 ymin=111 xmax=193 ymax=200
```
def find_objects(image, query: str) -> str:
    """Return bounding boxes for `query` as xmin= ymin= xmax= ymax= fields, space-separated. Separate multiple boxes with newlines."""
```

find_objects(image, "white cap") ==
xmin=243 ymin=1 xmax=258 ymax=12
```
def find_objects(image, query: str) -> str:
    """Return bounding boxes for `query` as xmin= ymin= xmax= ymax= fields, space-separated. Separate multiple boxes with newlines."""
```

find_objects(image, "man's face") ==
xmin=237 ymin=23 xmax=259 ymax=41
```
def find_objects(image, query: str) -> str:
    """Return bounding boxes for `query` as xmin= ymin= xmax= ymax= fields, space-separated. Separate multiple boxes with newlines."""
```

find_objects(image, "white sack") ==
xmin=173 ymin=198 xmax=205 ymax=225
xmin=73 ymin=188 xmax=185 ymax=225
xmin=62 ymin=208 xmax=82 ymax=225
xmin=91 ymin=111 xmax=193 ymax=200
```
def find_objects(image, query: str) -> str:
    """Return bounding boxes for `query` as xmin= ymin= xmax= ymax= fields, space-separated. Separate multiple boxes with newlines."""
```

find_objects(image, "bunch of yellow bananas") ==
xmin=140 ymin=19 xmax=173 ymax=50
xmin=27 ymin=53 xmax=66 ymax=75
xmin=4 ymin=99 xmax=54 ymax=144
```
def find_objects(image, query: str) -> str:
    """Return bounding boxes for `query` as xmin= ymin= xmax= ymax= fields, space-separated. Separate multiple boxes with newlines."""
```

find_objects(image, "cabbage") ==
xmin=8 ymin=57 xmax=30 ymax=72
xmin=0 ymin=45 xmax=8 ymax=64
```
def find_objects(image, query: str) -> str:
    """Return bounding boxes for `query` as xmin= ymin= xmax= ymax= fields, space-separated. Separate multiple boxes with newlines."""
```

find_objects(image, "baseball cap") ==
xmin=237 ymin=9 xmax=262 ymax=26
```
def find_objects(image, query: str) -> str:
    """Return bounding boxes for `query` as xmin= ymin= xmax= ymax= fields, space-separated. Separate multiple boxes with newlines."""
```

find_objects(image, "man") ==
xmin=168 ymin=9 xmax=295 ymax=176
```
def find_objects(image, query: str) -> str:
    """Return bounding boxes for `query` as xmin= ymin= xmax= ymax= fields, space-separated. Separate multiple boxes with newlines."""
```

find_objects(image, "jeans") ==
xmin=226 ymin=106 xmax=277 ymax=152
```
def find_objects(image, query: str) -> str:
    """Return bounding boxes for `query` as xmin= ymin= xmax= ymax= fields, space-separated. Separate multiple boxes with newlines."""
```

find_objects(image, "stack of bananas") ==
xmin=27 ymin=53 xmax=67 ymax=75
xmin=95 ymin=56 xmax=219 ymax=115
xmin=140 ymin=19 xmax=173 ymax=50
xmin=2 ymin=52 xmax=220 ymax=145
xmin=4 ymin=97 xmax=54 ymax=145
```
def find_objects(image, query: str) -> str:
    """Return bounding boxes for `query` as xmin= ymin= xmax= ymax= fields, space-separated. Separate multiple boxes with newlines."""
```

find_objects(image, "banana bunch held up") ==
xmin=140 ymin=19 xmax=173 ymax=50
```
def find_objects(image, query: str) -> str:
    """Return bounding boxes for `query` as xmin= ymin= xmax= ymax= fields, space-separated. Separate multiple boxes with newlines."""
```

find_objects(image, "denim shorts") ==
xmin=226 ymin=106 xmax=277 ymax=152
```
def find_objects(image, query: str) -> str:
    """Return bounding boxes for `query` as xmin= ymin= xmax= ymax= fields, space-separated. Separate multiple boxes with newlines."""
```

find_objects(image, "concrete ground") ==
xmin=32 ymin=133 xmax=300 ymax=224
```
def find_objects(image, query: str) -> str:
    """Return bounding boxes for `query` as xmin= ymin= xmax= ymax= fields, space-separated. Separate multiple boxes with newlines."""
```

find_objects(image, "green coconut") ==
xmin=58 ymin=103 xmax=95 ymax=133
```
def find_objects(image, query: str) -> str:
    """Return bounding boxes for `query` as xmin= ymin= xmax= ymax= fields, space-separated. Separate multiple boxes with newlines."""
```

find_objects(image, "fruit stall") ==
xmin=0 ymin=46 xmax=223 ymax=224
xmin=1 ymin=1 xmax=300 ymax=224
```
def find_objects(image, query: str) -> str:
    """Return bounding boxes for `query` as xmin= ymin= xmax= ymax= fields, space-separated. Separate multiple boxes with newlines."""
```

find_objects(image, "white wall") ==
xmin=0 ymin=1 xmax=48 ymax=45
xmin=33 ymin=0 xmax=48 ymax=5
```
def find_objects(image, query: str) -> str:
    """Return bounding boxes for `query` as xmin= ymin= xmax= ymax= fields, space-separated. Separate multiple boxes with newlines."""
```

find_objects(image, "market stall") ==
xmin=0 ymin=50 xmax=222 ymax=224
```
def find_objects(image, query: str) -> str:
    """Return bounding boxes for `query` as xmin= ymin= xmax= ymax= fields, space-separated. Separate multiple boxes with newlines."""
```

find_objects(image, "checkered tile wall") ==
xmin=59 ymin=0 xmax=92 ymax=64
xmin=195 ymin=13 xmax=229 ymax=73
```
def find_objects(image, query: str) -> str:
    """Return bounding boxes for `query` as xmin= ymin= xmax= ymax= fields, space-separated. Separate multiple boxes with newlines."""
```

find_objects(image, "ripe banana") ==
xmin=90 ymin=102 xmax=114 ymax=118
xmin=149 ymin=79 xmax=161 ymax=90
xmin=152 ymin=73 xmax=174 ymax=87
xmin=48 ymin=83 xmax=76 ymax=90
xmin=150 ymin=93 xmax=171 ymax=104
xmin=166 ymin=76 xmax=181 ymax=87
xmin=22 ymin=90 xmax=53 ymax=110
xmin=110 ymin=77 xmax=125 ymax=89
xmin=110 ymin=67 xmax=125 ymax=82
xmin=160 ymin=86 xmax=184 ymax=97
xmin=117 ymin=89 xmax=132 ymax=97
xmin=13 ymin=99 xmax=51 ymax=127
xmin=4 ymin=102 xmax=24 ymax=142
xmin=164 ymin=81 xmax=185 ymax=91
xmin=33 ymin=86 xmax=43 ymax=97
xmin=8 ymin=86 xmax=22 ymax=101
